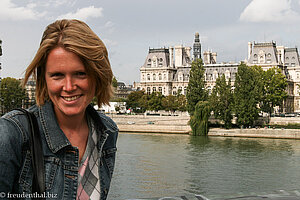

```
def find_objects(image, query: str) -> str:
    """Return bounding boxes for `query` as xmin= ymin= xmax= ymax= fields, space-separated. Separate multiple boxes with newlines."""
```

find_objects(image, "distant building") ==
xmin=135 ymin=33 xmax=239 ymax=96
xmin=114 ymin=82 xmax=135 ymax=99
xmin=135 ymin=45 xmax=192 ymax=96
xmin=24 ymin=77 xmax=36 ymax=107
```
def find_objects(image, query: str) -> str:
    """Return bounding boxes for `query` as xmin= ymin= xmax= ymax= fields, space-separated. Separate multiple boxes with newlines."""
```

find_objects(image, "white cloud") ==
xmin=105 ymin=21 xmax=114 ymax=28
xmin=57 ymin=6 xmax=103 ymax=21
xmin=103 ymin=38 xmax=118 ymax=47
xmin=240 ymin=0 xmax=300 ymax=22
xmin=39 ymin=0 xmax=76 ymax=8
xmin=0 ymin=0 xmax=45 ymax=20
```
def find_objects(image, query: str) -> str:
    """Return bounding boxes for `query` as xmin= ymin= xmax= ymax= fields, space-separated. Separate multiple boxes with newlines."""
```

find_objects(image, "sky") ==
xmin=1 ymin=0 xmax=300 ymax=85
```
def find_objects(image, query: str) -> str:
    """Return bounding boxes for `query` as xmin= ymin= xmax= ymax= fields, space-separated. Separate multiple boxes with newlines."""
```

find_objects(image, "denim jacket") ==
xmin=0 ymin=101 xmax=118 ymax=200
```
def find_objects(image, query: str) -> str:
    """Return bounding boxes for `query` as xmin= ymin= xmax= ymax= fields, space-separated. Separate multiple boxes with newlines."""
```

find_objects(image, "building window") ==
xmin=292 ymin=56 xmax=295 ymax=59
xmin=158 ymin=87 xmax=162 ymax=93
xmin=153 ymin=87 xmax=156 ymax=92
xmin=286 ymin=57 xmax=289 ymax=60
xmin=267 ymin=53 xmax=271 ymax=57
xmin=153 ymin=74 xmax=156 ymax=80
xmin=159 ymin=73 xmax=162 ymax=80
xmin=147 ymin=87 xmax=151 ymax=95
xmin=254 ymin=54 xmax=257 ymax=58
xmin=163 ymin=73 xmax=166 ymax=80
xmin=178 ymin=86 xmax=182 ymax=94
xmin=147 ymin=74 xmax=150 ymax=81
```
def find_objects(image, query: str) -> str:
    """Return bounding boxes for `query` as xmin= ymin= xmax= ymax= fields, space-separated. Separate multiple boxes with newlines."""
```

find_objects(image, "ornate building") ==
xmin=135 ymin=34 xmax=299 ymax=113
xmin=135 ymin=33 xmax=239 ymax=96
xmin=135 ymin=45 xmax=192 ymax=96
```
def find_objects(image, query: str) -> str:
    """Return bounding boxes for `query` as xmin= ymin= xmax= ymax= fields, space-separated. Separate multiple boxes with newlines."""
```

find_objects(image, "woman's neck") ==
xmin=54 ymin=109 xmax=87 ymax=134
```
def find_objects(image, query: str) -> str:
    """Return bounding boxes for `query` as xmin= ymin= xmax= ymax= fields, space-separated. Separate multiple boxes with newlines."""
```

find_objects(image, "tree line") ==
xmin=187 ymin=59 xmax=288 ymax=135
xmin=125 ymin=90 xmax=187 ymax=114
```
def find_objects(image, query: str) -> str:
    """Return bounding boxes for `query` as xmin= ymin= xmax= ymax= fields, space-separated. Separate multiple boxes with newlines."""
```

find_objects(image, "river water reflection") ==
xmin=108 ymin=132 xmax=300 ymax=200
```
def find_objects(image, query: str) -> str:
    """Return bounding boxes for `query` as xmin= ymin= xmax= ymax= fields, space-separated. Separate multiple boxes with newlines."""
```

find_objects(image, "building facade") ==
xmin=136 ymin=35 xmax=299 ymax=113
xmin=135 ymin=33 xmax=239 ymax=96
xmin=135 ymin=45 xmax=192 ymax=96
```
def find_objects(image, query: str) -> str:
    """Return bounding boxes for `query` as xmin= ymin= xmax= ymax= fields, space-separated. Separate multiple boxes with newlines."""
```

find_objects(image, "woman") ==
xmin=0 ymin=19 xmax=118 ymax=200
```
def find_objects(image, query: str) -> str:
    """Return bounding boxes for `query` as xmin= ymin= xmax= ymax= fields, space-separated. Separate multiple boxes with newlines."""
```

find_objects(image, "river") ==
xmin=108 ymin=132 xmax=300 ymax=200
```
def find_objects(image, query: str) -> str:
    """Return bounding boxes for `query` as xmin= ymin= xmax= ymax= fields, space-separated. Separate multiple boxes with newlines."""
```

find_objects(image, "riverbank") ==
xmin=110 ymin=114 xmax=300 ymax=139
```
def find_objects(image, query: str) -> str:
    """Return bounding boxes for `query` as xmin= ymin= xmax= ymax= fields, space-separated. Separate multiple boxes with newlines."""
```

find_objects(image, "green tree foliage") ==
xmin=233 ymin=64 xmax=263 ymax=127
xmin=210 ymin=74 xmax=233 ymax=129
xmin=186 ymin=59 xmax=208 ymax=115
xmin=176 ymin=93 xmax=187 ymax=112
xmin=189 ymin=101 xmax=210 ymax=136
xmin=0 ymin=77 xmax=26 ymax=114
xmin=112 ymin=76 xmax=118 ymax=88
xmin=125 ymin=90 xmax=146 ymax=113
xmin=260 ymin=67 xmax=288 ymax=117
xmin=161 ymin=95 xmax=177 ymax=113
xmin=147 ymin=92 xmax=163 ymax=111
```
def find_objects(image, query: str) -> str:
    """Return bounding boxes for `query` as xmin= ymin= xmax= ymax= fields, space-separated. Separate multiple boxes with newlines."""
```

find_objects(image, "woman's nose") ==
xmin=63 ymin=77 xmax=76 ymax=92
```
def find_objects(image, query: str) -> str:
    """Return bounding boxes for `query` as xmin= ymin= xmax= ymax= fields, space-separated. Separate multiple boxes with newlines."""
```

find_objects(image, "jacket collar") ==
xmin=39 ymin=101 xmax=71 ymax=153
xmin=38 ymin=101 xmax=108 ymax=153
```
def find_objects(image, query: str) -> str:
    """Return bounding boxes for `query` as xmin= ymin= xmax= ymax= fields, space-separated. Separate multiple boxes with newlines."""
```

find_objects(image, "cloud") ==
xmin=0 ymin=0 xmax=45 ymax=20
xmin=240 ymin=0 xmax=300 ymax=22
xmin=39 ymin=0 xmax=76 ymax=8
xmin=57 ymin=6 xmax=103 ymax=21
xmin=103 ymin=38 xmax=118 ymax=47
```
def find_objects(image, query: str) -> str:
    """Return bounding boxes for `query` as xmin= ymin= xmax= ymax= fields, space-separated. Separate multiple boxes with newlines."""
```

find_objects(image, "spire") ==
xmin=193 ymin=32 xmax=201 ymax=60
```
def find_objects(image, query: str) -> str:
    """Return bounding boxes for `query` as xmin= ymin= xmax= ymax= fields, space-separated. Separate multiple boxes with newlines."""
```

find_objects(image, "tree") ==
xmin=147 ymin=92 xmax=163 ymax=111
xmin=112 ymin=76 xmax=118 ymax=88
xmin=260 ymin=67 xmax=288 ymax=118
xmin=162 ymin=95 xmax=177 ymax=113
xmin=210 ymin=74 xmax=233 ymax=129
xmin=176 ymin=93 xmax=187 ymax=112
xmin=233 ymin=64 xmax=263 ymax=127
xmin=0 ymin=77 xmax=26 ymax=114
xmin=126 ymin=90 xmax=146 ymax=113
xmin=189 ymin=101 xmax=210 ymax=136
xmin=186 ymin=59 xmax=208 ymax=115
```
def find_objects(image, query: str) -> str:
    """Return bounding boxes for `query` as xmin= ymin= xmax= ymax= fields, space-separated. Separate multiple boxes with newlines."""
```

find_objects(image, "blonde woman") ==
xmin=0 ymin=19 xmax=118 ymax=200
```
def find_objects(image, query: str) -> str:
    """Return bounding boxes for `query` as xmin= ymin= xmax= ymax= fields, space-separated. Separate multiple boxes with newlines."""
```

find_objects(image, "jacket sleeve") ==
xmin=0 ymin=118 xmax=23 ymax=193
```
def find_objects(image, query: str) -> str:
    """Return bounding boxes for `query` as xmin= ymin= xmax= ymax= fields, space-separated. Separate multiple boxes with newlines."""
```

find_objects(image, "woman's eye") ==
xmin=51 ymin=73 xmax=63 ymax=77
xmin=76 ymin=72 xmax=87 ymax=76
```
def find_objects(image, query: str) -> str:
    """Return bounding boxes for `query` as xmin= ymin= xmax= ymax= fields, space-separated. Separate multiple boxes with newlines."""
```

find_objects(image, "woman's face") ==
xmin=45 ymin=47 xmax=95 ymax=119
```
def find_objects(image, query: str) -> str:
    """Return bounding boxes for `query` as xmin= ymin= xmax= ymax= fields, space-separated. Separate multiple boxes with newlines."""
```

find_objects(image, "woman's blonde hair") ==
xmin=23 ymin=19 xmax=113 ymax=107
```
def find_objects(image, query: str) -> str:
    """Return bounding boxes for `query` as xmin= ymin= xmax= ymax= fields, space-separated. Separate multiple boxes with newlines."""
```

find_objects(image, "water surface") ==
xmin=108 ymin=133 xmax=300 ymax=199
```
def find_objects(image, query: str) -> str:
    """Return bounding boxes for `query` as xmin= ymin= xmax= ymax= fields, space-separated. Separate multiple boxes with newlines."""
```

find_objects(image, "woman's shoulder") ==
xmin=97 ymin=112 xmax=119 ymax=133
xmin=0 ymin=105 xmax=39 ymax=138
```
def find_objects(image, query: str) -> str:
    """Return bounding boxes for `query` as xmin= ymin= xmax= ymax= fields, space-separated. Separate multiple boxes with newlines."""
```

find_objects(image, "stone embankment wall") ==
xmin=110 ymin=114 xmax=300 ymax=139
xmin=110 ymin=114 xmax=191 ymax=134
